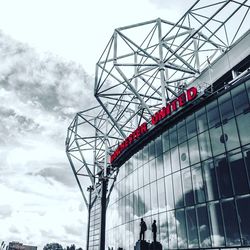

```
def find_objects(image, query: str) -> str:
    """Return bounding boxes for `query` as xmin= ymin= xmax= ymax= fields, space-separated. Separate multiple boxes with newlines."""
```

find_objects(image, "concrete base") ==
xmin=134 ymin=240 xmax=150 ymax=250
xmin=149 ymin=241 xmax=162 ymax=250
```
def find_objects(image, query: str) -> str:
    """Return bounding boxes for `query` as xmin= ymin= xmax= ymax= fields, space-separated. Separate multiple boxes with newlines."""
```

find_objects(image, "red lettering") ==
xmin=178 ymin=92 xmax=186 ymax=107
xmin=151 ymin=114 xmax=158 ymax=125
xmin=159 ymin=107 xmax=167 ymax=120
xmin=140 ymin=122 xmax=148 ymax=133
xmin=166 ymin=104 xmax=171 ymax=116
xmin=136 ymin=128 xmax=140 ymax=137
xmin=187 ymin=87 xmax=197 ymax=101
xmin=133 ymin=130 xmax=137 ymax=140
xmin=171 ymin=99 xmax=178 ymax=111
xmin=128 ymin=134 xmax=133 ymax=144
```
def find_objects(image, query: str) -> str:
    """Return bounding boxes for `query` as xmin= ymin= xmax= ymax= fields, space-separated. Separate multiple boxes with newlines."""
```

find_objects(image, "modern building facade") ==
xmin=106 ymin=70 xmax=250 ymax=250
xmin=66 ymin=1 xmax=250 ymax=250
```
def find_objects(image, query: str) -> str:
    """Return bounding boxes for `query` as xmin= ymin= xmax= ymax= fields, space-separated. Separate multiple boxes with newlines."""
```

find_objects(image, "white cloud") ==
xmin=0 ymin=0 xmax=184 ymax=74
xmin=0 ymin=31 xmax=92 ymax=249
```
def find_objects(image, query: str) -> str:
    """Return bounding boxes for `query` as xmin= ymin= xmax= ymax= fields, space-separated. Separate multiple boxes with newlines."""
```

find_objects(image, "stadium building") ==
xmin=66 ymin=1 xmax=250 ymax=250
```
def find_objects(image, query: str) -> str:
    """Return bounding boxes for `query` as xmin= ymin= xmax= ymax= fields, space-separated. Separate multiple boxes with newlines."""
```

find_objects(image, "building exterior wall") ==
xmin=88 ymin=193 xmax=102 ymax=250
xmin=106 ymin=76 xmax=250 ymax=250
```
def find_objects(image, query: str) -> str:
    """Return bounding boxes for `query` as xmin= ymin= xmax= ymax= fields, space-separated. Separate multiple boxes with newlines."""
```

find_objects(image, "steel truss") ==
xmin=65 ymin=0 xmax=250 ymax=248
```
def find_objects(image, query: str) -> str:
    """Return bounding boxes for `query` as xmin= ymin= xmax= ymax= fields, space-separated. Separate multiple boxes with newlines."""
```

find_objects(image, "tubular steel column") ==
xmin=99 ymin=178 xmax=108 ymax=250
xmin=86 ymin=186 xmax=93 ymax=250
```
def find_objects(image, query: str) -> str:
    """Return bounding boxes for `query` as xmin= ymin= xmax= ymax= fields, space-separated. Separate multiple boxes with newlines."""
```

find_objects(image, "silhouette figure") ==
xmin=140 ymin=218 xmax=147 ymax=240
xmin=152 ymin=220 xmax=157 ymax=242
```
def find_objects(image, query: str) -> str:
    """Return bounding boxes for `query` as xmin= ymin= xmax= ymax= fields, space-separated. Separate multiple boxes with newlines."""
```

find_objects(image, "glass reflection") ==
xmin=106 ymin=79 xmax=250 ymax=250
xmin=165 ymin=175 xmax=174 ymax=210
xmin=171 ymin=146 xmax=180 ymax=172
xmin=202 ymin=159 xmax=219 ymax=201
xmin=186 ymin=207 xmax=199 ymax=248
xmin=237 ymin=196 xmax=250 ymax=245
xmin=179 ymin=142 xmax=189 ymax=169
xmin=176 ymin=209 xmax=187 ymax=248
xmin=182 ymin=168 xmax=194 ymax=206
xmin=198 ymin=131 xmax=212 ymax=160
xmin=221 ymin=199 xmax=240 ymax=246
xmin=214 ymin=155 xmax=233 ymax=198
xmin=197 ymin=204 xmax=211 ymax=247
xmin=231 ymin=83 xmax=249 ymax=115
xmin=167 ymin=210 xmax=177 ymax=248
xmin=173 ymin=171 xmax=184 ymax=208
xmin=208 ymin=201 xmax=225 ymax=247
xmin=192 ymin=164 xmax=205 ymax=203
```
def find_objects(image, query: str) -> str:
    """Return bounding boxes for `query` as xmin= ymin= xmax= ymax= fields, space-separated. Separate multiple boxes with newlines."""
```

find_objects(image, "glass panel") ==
xmin=197 ymin=204 xmax=211 ymax=247
xmin=156 ymin=154 xmax=164 ymax=179
xmin=202 ymin=159 xmax=219 ymax=201
xmin=186 ymin=114 xmax=197 ymax=139
xmin=170 ymin=126 xmax=178 ymax=148
xmin=162 ymin=130 xmax=170 ymax=152
xmin=159 ymin=212 xmax=168 ymax=249
xmin=163 ymin=150 xmax=171 ymax=176
xmin=222 ymin=118 xmax=240 ymax=151
xmin=167 ymin=210 xmax=177 ymax=248
xmin=236 ymin=112 xmax=250 ymax=146
xmin=133 ymin=190 xmax=139 ymax=218
xmin=150 ymin=181 xmax=158 ymax=214
xmin=229 ymin=151 xmax=249 ymax=195
xmin=173 ymin=171 xmax=184 ymax=208
xmin=165 ymin=175 xmax=174 ymax=211
xmin=188 ymin=136 xmax=200 ymax=165
xmin=209 ymin=125 xmax=226 ymax=156
xmin=196 ymin=107 xmax=208 ymax=133
xmin=177 ymin=120 xmax=187 ymax=144
xmin=231 ymin=83 xmax=249 ymax=115
xmin=208 ymin=201 xmax=225 ymax=247
xmin=192 ymin=164 xmax=206 ymax=203
xmin=221 ymin=199 xmax=240 ymax=246
xmin=150 ymin=159 xmax=156 ymax=183
xmin=133 ymin=168 xmax=138 ymax=191
xmin=215 ymin=155 xmax=233 ymax=198
xmin=144 ymin=163 xmax=150 ymax=186
xmin=182 ymin=168 xmax=194 ymax=206
xmin=176 ymin=209 xmax=187 ymax=248
xmin=142 ymin=144 xmax=148 ymax=165
xmin=138 ymin=166 xmax=144 ymax=189
xmin=157 ymin=178 xmax=166 ymax=212
xmin=155 ymin=136 xmax=163 ymax=157
xmin=138 ymin=188 xmax=145 ymax=216
xmin=144 ymin=184 xmax=151 ymax=215
xmin=138 ymin=150 xmax=143 ymax=167
xmin=186 ymin=207 xmax=199 ymax=248
xmin=243 ymin=147 xmax=250 ymax=183
xmin=171 ymin=146 xmax=180 ymax=172
xmin=179 ymin=142 xmax=190 ymax=169
xmin=198 ymin=131 xmax=212 ymax=161
xmin=237 ymin=196 xmax=250 ymax=245
xmin=207 ymin=100 xmax=220 ymax=128
xmin=218 ymin=92 xmax=234 ymax=121
xmin=149 ymin=140 xmax=155 ymax=160
xmin=119 ymin=164 xmax=125 ymax=180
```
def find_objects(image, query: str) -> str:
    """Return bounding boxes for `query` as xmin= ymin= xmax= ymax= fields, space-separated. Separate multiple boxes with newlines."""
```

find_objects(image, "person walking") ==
xmin=152 ymin=220 xmax=157 ymax=242
xmin=140 ymin=218 xmax=147 ymax=241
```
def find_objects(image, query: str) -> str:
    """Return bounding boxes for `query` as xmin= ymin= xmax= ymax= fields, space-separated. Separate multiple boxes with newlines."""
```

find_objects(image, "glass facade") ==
xmin=106 ymin=77 xmax=250 ymax=250
xmin=89 ymin=193 xmax=101 ymax=250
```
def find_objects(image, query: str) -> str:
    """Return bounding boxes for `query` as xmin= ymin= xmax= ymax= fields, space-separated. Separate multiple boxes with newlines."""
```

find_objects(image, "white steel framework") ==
xmin=65 ymin=1 xmax=250 ymax=248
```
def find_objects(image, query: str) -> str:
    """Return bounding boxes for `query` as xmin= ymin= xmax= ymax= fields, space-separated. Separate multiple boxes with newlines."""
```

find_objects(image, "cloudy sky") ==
xmin=0 ymin=0 xmax=193 ymax=249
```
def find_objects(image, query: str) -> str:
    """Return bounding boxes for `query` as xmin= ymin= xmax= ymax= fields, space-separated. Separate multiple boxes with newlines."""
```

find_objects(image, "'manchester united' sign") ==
xmin=110 ymin=87 xmax=198 ymax=163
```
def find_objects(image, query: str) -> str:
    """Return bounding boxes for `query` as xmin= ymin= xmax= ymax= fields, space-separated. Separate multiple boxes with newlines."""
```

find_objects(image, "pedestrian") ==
xmin=152 ymin=220 xmax=157 ymax=242
xmin=140 ymin=218 xmax=147 ymax=241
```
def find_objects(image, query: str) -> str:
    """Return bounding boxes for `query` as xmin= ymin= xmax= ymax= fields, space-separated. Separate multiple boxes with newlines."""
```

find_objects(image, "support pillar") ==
xmin=86 ymin=186 xmax=93 ymax=250
xmin=100 ymin=178 xmax=108 ymax=250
